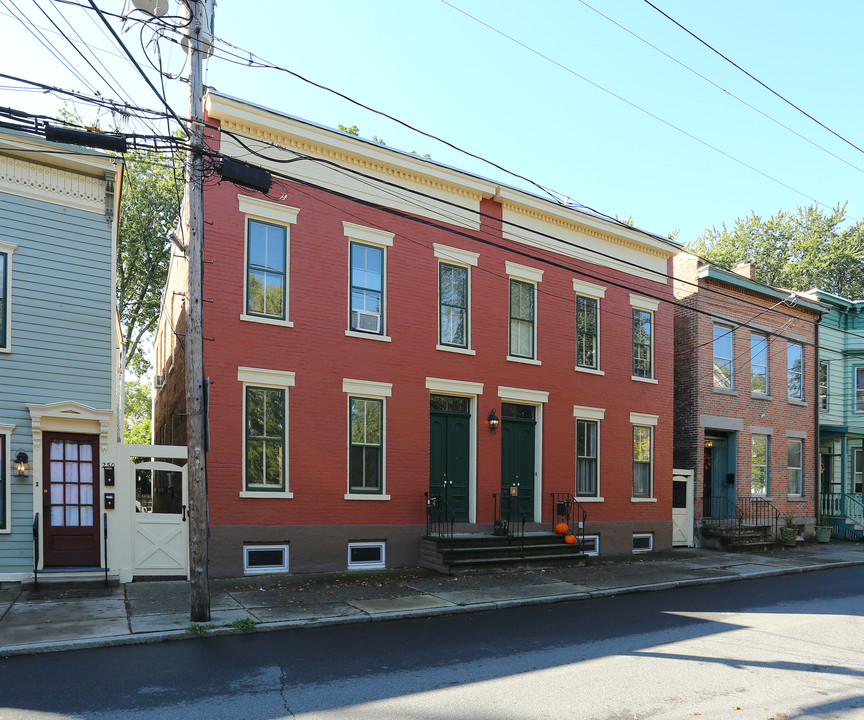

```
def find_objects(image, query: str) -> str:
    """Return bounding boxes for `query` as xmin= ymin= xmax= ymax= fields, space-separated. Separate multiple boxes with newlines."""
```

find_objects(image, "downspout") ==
xmin=814 ymin=321 xmax=821 ymax=526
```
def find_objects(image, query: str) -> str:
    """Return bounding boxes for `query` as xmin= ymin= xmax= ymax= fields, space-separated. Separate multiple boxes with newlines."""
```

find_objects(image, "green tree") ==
xmin=124 ymin=379 xmax=152 ymax=444
xmin=689 ymin=203 xmax=864 ymax=298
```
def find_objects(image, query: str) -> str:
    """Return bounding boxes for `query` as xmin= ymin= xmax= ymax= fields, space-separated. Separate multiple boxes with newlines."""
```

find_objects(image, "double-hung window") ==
xmin=573 ymin=281 xmax=605 ymax=373
xmin=819 ymin=361 xmax=829 ymax=410
xmin=506 ymin=262 xmax=543 ymax=362
xmin=854 ymin=449 xmax=863 ymax=494
xmin=239 ymin=196 xmax=298 ymax=326
xmin=751 ymin=434 xmax=769 ymax=495
xmin=345 ymin=223 xmax=394 ymax=338
xmin=787 ymin=343 xmax=803 ymax=400
xmin=238 ymin=367 xmax=295 ymax=497
xmin=713 ymin=325 xmax=733 ymax=388
xmin=855 ymin=367 xmax=864 ymax=413
xmin=0 ymin=239 xmax=16 ymax=351
xmin=0 ymin=427 xmax=9 ymax=532
xmin=344 ymin=379 xmax=392 ymax=499
xmin=434 ymin=244 xmax=478 ymax=351
xmin=576 ymin=419 xmax=598 ymax=497
xmin=751 ymin=333 xmax=769 ymax=394
xmin=787 ymin=438 xmax=803 ymax=495
xmin=631 ymin=412 xmax=658 ymax=499
xmin=630 ymin=295 xmax=658 ymax=380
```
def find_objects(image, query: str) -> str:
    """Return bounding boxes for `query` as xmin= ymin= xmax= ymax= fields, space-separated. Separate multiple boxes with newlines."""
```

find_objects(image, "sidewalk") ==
xmin=2 ymin=543 xmax=862 ymax=657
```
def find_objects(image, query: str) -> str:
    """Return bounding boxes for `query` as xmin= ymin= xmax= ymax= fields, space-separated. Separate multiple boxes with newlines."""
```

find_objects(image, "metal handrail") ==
xmin=550 ymin=493 xmax=587 ymax=552
xmin=492 ymin=493 xmax=526 ymax=548
xmin=703 ymin=496 xmax=739 ymax=529
xmin=32 ymin=513 xmax=39 ymax=590
xmin=737 ymin=495 xmax=781 ymax=539
xmin=425 ymin=492 xmax=455 ymax=548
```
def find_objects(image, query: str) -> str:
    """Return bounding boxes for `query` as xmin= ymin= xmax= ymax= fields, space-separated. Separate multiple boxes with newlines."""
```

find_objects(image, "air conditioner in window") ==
xmin=153 ymin=374 xmax=165 ymax=389
xmin=352 ymin=310 xmax=381 ymax=334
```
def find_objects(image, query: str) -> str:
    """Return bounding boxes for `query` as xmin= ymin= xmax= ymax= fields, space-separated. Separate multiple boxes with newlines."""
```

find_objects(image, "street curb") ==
xmin=2 ymin=557 xmax=862 ymax=657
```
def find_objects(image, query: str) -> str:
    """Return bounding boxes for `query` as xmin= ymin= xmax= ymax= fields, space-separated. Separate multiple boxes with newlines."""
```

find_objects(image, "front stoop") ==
xmin=421 ymin=533 xmax=589 ymax=574
xmin=700 ymin=524 xmax=780 ymax=553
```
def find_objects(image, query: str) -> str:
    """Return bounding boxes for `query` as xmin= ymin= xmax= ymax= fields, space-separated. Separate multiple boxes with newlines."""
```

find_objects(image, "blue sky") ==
xmin=2 ymin=1 xmax=863 ymax=243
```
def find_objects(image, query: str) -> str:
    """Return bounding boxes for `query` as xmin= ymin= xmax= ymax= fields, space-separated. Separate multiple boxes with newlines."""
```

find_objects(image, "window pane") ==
xmin=713 ymin=326 xmax=733 ymax=388
xmin=247 ymin=388 xmax=265 ymax=437
xmin=80 ymin=463 xmax=93 ymax=484
xmin=751 ymin=435 xmax=768 ymax=494
xmin=576 ymin=297 xmax=597 ymax=369
xmin=80 ymin=506 xmax=94 ymax=526
xmin=65 ymin=442 xmax=79 ymax=461
xmin=79 ymin=444 xmax=93 ymax=461
xmin=787 ymin=344 xmax=803 ymax=398
xmin=51 ymin=506 xmax=64 ymax=526
xmin=50 ymin=441 xmax=63 ymax=460
xmin=247 ymin=438 xmax=264 ymax=483
xmin=264 ymin=441 xmax=282 ymax=486
xmin=265 ymin=389 xmax=284 ymax=437
xmin=65 ymin=506 xmax=79 ymax=527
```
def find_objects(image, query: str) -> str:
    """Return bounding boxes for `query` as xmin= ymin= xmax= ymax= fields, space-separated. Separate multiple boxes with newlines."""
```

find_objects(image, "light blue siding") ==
xmin=0 ymin=188 xmax=114 ymax=573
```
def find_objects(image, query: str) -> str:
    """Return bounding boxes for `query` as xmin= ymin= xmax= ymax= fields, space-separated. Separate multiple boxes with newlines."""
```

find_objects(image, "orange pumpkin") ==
xmin=564 ymin=534 xmax=577 ymax=544
xmin=554 ymin=522 xmax=569 ymax=535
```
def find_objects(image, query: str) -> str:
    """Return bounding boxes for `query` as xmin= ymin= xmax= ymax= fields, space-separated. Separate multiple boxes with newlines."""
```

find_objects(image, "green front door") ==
xmin=501 ymin=403 xmax=536 ymax=522
xmin=429 ymin=395 xmax=470 ymax=522
xmin=707 ymin=436 xmax=735 ymax=519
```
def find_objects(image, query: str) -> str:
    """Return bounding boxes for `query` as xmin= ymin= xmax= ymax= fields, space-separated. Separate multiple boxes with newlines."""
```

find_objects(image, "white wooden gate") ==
xmin=672 ymin=468 xmax=694 ymax=547
xmin=122 ymin=445 xmax=189 ymax=578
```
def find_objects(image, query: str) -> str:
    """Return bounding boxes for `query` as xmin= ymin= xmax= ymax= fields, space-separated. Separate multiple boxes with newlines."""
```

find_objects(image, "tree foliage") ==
xmin=689 ymin=203 xmax=864 ymax=299
xmin=124 ymin=379 xmax=152 ymax=444
xmin=118 ymin=151 xmax=183 ymax=374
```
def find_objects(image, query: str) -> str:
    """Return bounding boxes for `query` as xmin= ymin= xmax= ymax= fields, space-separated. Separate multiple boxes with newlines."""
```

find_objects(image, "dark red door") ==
xmin=42 ymin=433 xmax=100 ymax=567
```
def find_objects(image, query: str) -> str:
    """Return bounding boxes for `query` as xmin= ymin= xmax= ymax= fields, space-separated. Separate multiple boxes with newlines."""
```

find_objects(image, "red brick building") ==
xmin=672 ymin=256 xmax=826 ymax=541
xmin=154 ymin=92 xmax=681 ymax=576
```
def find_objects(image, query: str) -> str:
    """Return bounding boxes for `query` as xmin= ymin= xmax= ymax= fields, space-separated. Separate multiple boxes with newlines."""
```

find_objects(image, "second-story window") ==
xmin=246 ymin=219 xmax=287 ymax=320
xmin=713 ymin=325 xmax=733 ymax=388
xmin=751 ymin=333 xmax=769 ymax=394
xmin=632 ymin=310 xmax=653 ymax=378
xmin=819 ymin=361 xmax=829 ymax=410
xmin=855 ymin=367 xmax=864 ymax=413
xmin=509 ymin=279 xmax=535 ymax=359
xmin=787 ymin=343 xmax=803 ymax=400
xmin=350 ymin=242 xmax=384 ymax=335
xmin=0 ymin=250 xmax=7 ymax=349
xmin=576 ymin=296 xmax=598 ymax=370
xmin=439 ymin=263 xmax=468 ymax=348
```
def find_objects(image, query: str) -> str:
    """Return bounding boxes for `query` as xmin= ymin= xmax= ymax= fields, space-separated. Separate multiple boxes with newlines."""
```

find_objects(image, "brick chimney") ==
xmin=732 ymin=260 xmax=756 ymax=280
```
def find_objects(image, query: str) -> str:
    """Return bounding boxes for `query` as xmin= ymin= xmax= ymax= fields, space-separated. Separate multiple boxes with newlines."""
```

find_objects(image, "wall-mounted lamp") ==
xmin=13 ymin=451 xmax=29 ymax=479
xmin=488 ymin=409 xmax=500 ymax=433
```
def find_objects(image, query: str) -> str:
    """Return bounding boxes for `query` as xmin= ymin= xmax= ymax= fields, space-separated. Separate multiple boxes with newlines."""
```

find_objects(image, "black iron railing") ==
xmin=550 ymin=493 xmax=587 ymax=551
xmin=425 ymin=492 xmax=455 ymax=548
xmin=703 ymin=496 xmax=739 ymax=529
xmin=738 ymin=496 xmax=780 ymax=539
xmin=492 ymin=492 xmax=526 ymax=548
xmin=32 ymin=513 xmax=39 ymax=590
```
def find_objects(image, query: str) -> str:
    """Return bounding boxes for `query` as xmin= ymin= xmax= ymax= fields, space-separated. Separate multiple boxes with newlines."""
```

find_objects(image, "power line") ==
xmin=643 ymin=0 xmax=864 ymax=158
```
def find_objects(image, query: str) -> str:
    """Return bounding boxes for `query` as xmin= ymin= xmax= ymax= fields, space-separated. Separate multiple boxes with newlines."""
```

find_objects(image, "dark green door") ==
xmin=429 ymin=395 xmax=470 ymax=522
xmin=501 ymin=403 xmax=536 ymax=522
xmin=708 ymin=436 xmax=735 ymax=519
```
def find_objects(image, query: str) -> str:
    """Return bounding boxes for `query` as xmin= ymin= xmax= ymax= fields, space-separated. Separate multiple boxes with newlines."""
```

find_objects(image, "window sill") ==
xmin=0 ymin=347 xmax=10 ymax=354
xmin=344 ymin=493 xmax=391 ymax=501
xmin=631 ymin=497 xmax=657 ymax=503
xmin=787 ymin=398 xmax=807 ymax=407
xmin=575 ymin=496 xmax=604 ymax=502
xmin=240 ymin=313 xmax=293 ymax=328
xmin=507 ymin=355 xmax=541 ymax=366
xmin=575 ymin=366 xmax=604 ymax=376
xmin=345 ymin=330 xmax=392 ymax=343
xmin=240 ymin=490 xmax=294 ymax=499
xmin=631 ymin=376 xmax=658 ymax=384
xmin=751 ymin=392 xmax=772 ymax=400
xmin=437 ymin=344 xmax=476 ymax=356
xmin=712 ymin=387 xmax=738 ymax=396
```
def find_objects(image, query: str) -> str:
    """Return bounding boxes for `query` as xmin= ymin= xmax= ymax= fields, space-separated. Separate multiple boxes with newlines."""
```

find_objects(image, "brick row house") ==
xmin=672 ymin=255 xmax=826 ymax=545
xmin=153 ymin=92 xmax=682 ymax=576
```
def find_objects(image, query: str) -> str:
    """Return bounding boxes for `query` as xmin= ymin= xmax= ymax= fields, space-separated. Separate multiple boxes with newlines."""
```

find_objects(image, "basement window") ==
xmin=347 ymin=542 xmax=385 ymax=570
xmin=632 ymin=533 xmax=653 ymax=554
xmin=581 ymin=535 xmax=600 ymax=557
xmin=244 ymin=544 xmax=289 ymax=574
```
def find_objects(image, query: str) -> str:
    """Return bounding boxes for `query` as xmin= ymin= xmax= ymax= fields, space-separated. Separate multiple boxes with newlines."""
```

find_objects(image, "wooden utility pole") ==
xmin=183 ymin=0 xmax=210 ymax=622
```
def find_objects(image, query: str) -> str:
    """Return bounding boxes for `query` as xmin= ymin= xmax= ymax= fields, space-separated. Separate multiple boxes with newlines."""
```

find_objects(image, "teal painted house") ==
xmin=0 ymin=128 xmax=123 ymax=582
xmin=809 ymin=289 xmax=864 ymax=539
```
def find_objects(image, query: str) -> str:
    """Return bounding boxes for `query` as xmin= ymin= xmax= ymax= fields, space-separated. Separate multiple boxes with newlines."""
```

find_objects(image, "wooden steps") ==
xmin=421 ymin=533 xmax=588 ymax=574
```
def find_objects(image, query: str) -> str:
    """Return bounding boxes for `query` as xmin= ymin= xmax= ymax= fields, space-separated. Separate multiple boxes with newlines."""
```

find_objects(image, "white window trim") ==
xmin=713 ymin=324 xmax=735 ymax=389
xmin=239 ymin=198 xmax=298 ymax=326
xmin=629 ymin=294 xmax=659 ymax=312
xmin=787 ymin=342 xmax=804 ymax=401
xmin=238 ymin=367 xmax=295 ymax=498
xmin=573 ymin=409 xmax=602 ymax=501
xmin=425 ymin=378 xmax=483 ymax=396
xmin=751 ymin=332 xmax=770 ymax=395
xmin=574 ymin=279 xmax=605 ymax=373
xmin=498 ymin=386 xmax=549 ymax=404
xmin=343 ymin=379 xmax=392 ymax=500
xmin=347 ymin=541 xmax=386 ymax=569
xmin=243 ymin=544 xmax=289 ymax=574
xmin=581 ymin=534 xmax=600 ymax=556
xmin=506 ymin=262 xmax=542 ymax=363
xmin=632 ymin=533 xmax=654 ymax=553
xmin=855 ymin=367 xmax=864 ymax=414
xmin=630 ymin=412 xmax=659 ymax=426
xmin=0 ymin=239 xmax=17 ymax=353
xmin=0 ymin=422 xmax=14 ymax=534
xmin=345 ymin=222 xmax=393 ymax=339
xmin=787 ymin=437 xmax=804 ymax=497
xmin=435 ymin=244 xmax=477 ymax=351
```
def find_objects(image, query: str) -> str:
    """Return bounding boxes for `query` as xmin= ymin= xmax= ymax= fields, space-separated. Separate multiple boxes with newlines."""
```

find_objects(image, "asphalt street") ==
xmin=1 ymin=565 xmax=863 ymax=720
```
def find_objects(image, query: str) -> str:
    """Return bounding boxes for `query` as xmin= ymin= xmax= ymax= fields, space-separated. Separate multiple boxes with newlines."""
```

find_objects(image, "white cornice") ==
xmin=0 ymin=153 xmax=106 ymax=213
xmin=0 ymin=129 xmax=119 ymax=177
